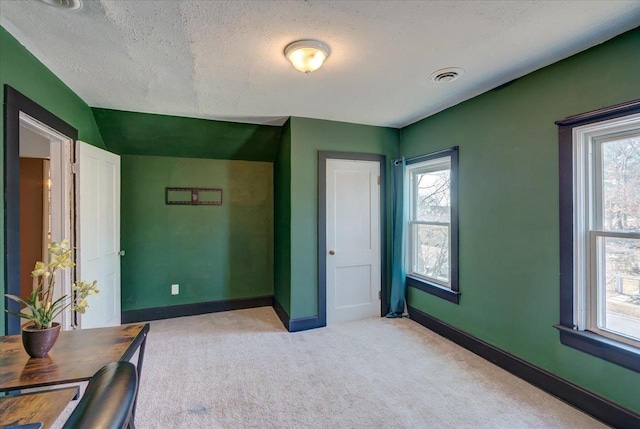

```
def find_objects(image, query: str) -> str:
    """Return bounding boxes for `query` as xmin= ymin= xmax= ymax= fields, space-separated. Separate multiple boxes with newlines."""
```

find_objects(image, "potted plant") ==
xmin=4 ymin=239 xmax=99 ymax=358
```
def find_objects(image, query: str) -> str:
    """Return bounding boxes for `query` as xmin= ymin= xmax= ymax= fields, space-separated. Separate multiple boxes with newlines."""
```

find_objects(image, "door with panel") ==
xmin=76 ymin=141 xmax=121 ymax=328
xmin=326 ymin=159 xmax=381 ymax=325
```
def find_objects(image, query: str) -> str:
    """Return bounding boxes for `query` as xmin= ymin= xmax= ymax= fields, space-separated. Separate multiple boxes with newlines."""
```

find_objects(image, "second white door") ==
xmin=326 ymin=159 xmax=381 ymax=326
xmin=76 ymin=141 xmax=121 ymax=328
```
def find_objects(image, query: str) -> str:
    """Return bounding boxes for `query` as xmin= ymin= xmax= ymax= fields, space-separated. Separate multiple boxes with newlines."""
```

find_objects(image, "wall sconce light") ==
xmin=284 ymin=40 xmax=331 ymax=74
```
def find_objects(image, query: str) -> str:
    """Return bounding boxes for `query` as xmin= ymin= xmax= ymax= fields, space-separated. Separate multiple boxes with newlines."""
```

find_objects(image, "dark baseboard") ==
xmin=121 ymin=296 xmax=274 ymax=323
xmin=272 ymin=297 xmax=322 ymax=332
xmin=272 ymin=296 xmax=290 ymax=330
xmin=407 ymin=306 xmax=640 ymax=429
xmin=288 ymin=316 xmax=321 ymax=332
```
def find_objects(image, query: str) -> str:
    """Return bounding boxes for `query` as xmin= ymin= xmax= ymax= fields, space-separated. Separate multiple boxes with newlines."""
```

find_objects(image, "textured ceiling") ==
xmin=1 ymin=1 xmax=639 ymax=128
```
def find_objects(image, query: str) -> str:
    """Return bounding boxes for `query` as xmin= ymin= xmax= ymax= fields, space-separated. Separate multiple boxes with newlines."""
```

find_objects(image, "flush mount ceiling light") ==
xmin=38 ymin=0 xmax=83 ymax=10
xmin=284 ymin=40 xmax=331 ymax=74
xmin=430 ymin=67 xmax=465 ymax=83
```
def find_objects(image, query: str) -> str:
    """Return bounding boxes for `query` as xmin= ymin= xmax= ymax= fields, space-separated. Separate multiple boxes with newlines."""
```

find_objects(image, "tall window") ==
xmin=405 ymin=148 xmax=459 ymax=304
xmin=557 ymin=100 xmax=640 ymax=372
xmin=575 ymin=115 xmax=640 ymax=344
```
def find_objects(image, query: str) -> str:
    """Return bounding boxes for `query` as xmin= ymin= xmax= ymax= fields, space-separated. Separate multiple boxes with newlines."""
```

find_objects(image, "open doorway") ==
xmin=4 ymin=86 xmax=78 ymax=334
xmin=5 ymin=87 xmax=122 ymax=334
xmin=18 ymin=113 xmax=75 ymax=330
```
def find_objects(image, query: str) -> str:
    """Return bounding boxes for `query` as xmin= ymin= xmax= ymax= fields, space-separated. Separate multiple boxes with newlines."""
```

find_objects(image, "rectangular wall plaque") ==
xmin=165 ymin=187 xmax=223 ymax=205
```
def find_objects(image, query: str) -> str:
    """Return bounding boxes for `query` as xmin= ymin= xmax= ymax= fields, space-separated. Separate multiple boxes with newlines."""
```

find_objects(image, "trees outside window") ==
xmin=557 ymin=100 xmax=640 ymax=373
xmin=405 ymin=148 xmax=459 ymax=303
xmin=592 ymin=134 xmax=640 ymax=343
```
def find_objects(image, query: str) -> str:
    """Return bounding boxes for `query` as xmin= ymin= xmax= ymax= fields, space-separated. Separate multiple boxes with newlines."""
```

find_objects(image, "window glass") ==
xmin=414 ymin=223 xmax=449 ymax=282
xmin=596 ymin=236 xmax=640 ymax=341
xmin=407 ymin=155 xmax=453 ymax=288
xmin=557 ymin=101 xmax=640 ymax=370
xmin=587 ymin=127 xmax=640 ymax=345
xmin=415 ymin=167 xmax=450 ymax=223
xmin=601 ymin=136 xmax=640 ymax=232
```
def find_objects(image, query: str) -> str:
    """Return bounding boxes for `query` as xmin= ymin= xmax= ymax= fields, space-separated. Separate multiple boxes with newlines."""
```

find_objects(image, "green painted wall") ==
xmin=3 ymin=19 xmax=638 ymax=413
xmin=273 ymin=120 xmax=292 ymax=315
xmin=401 ymin=28 xmax=640 ymax=411
xmin=0 ymin=26 xmax=105 ymax=334
xmin=121 ymin=155 xmax=273 ymax=311
xmin=93 ymin=108 xmax=282 ymax=162
xmin=288 ymin=117 xmax=400 ymax=319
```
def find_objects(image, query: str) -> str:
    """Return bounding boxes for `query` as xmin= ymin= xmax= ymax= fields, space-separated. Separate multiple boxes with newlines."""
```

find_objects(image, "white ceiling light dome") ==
xmin=38 ymin=0 xmax=83 ymax=11
xmin=284 ymin=40 xmax=331 ymax=74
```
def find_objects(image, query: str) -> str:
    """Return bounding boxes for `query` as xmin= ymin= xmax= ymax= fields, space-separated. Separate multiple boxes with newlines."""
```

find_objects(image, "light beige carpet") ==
xmin=54 ymin=307 xmax=605 ymax=428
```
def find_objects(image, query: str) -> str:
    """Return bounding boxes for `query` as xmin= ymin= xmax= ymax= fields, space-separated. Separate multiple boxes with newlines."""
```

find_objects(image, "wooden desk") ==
xmin=0 ymin=386 xmax=78 ymax=428
xmin=0 ymin=323 xmax=149 ymax=428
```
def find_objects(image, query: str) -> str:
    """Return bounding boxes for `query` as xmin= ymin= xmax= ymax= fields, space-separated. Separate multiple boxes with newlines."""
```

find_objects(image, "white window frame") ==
xmin=406 ymin=156 xmax=452 ymax=288
xmin=573 ymin=112 xmax=640 ymax=347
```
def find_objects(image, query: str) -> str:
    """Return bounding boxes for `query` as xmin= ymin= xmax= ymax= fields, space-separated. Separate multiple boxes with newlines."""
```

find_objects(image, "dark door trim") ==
xmin=318 ymin=151 xmax=388 ymax=327
xmin=4 ymin=85 xmax=78 ymax=334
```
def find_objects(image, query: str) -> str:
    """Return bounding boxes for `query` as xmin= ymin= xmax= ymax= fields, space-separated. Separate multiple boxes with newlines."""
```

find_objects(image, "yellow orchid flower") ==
xmin=6 ymin=239 xmax=98 ymax=330
xmin=31 ymin=261 xmax=50 ymax=277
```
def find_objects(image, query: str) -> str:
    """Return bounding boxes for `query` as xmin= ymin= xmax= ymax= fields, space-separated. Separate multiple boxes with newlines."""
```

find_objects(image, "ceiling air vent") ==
xmin=38 ymin=0 xmax=83 ymax=11
xmin=429 ymin=68 xmax=464 ymax=83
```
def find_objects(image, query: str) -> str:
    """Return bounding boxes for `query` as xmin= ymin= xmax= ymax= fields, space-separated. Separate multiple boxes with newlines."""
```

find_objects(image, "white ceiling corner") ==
xmin=1 ymin=0 xmax=639 ymax=128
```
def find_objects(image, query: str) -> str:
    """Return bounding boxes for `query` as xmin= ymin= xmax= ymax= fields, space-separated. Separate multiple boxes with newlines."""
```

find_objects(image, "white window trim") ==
xmin=406 ymin=156 xmax=452 ymax=288
xmin=572 ymin=112 xmax=640 ymax=347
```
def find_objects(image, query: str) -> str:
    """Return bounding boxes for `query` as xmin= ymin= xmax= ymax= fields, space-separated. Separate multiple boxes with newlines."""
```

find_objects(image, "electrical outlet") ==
xmin=171 ymin=284 xmax=179 ymax=295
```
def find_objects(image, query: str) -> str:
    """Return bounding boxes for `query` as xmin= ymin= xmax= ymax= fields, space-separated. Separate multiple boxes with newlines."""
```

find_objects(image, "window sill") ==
xmin=554 ymin=324 xmax=640 ymax=373
xmin=406 ymin=276 xmax=460 ymax=304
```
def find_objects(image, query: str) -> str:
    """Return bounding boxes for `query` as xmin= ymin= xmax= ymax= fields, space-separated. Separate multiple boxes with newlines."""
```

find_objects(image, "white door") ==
xmin=76 ymin=141 xmax=121 ymax=328
xmin=326 ymin=159 xmax=381 ymax=325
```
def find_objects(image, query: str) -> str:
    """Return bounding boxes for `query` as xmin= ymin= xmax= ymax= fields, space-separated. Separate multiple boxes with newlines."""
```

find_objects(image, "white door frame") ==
xmin=19 ymin=112 xmax=75 ymax=331
xmin=318 ymin=151 xmax=387 ymax=327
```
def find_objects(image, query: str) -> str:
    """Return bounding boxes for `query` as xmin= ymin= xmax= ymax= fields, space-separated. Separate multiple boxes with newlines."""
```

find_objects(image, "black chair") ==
xmin=63 ymin=361 xmax=138 ymax=429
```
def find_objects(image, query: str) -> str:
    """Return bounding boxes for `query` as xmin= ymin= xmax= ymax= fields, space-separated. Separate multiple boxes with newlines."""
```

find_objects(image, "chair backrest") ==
xmin=63 ymin=361 xmax=138 ymax=429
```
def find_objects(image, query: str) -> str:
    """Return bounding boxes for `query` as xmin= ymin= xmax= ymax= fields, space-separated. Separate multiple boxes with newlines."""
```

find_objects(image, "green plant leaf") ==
xmin=50 ymin=294 xmax=68 ymax=308
xmin=4 ymin=293 xmax=30 ymax=306
xmin=5 ymin=310 xmax=39 ymax=321
xmin=4 ymin=294 xmax=38 ymax=314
